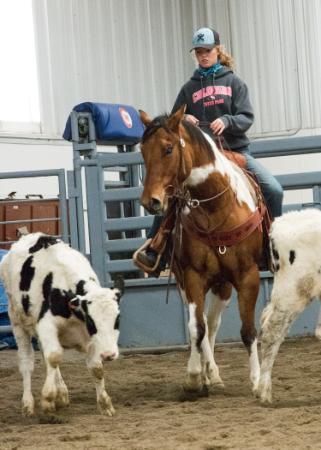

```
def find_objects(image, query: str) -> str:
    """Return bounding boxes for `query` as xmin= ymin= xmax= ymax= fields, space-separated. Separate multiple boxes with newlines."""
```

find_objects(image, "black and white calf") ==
xmin=257 ymin=209 xmax=321 ymax=403
xmin=0 ymin=233 xmax=123 ymax=417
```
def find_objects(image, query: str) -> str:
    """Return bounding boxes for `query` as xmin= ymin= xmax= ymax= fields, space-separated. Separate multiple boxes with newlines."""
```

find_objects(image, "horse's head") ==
xmin=139 ymin=105 xmax=193 ymax=214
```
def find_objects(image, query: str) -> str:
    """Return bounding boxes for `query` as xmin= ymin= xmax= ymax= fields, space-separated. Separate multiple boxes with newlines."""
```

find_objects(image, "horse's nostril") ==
xmin=150 ymin=197 xmax=162 ymax=211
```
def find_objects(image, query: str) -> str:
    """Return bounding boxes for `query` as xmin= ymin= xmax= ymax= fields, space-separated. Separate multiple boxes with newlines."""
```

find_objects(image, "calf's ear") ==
xmin=113 ymin=275 xmax=124 ymax=299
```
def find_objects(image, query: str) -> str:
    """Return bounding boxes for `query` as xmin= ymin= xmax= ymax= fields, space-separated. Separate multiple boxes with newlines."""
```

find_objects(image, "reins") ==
xmin=188 ymin=185 xmax=230 ymax=208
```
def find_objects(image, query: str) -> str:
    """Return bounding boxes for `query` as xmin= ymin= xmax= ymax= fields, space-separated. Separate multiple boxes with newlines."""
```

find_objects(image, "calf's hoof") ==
xmin=102 ymin=404 xmax=115 ymax=417
xmin=55 ymin=389 xmax=70 ymax=408
xmin=98 ymin=394 xmax=115 ymax=417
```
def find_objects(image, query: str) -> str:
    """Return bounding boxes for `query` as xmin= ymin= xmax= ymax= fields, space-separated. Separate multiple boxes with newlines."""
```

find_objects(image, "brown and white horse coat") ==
xmin=140 ymin=106 xmax=264 ymax=395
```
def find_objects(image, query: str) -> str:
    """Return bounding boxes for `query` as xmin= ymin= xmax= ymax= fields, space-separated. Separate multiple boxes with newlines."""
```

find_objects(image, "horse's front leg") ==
xmin=202 ymin=283 xmax=232 ymax=387
xmin=182 ymin=269 xmax=208 ymax=393
xmin=235 ymin=265 xmax=261 ymax=394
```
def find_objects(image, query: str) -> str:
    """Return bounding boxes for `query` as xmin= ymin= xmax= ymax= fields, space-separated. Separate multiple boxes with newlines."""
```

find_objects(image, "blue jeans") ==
xmin=147 ymin=215 xmax=163 ymax=239
xmin=243 ymin=151 xmax=283 ymax=218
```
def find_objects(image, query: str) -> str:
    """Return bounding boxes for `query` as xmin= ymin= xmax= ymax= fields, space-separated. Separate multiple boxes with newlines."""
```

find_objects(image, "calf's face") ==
xmin=70 ymin=287 xmax=121 ymax=362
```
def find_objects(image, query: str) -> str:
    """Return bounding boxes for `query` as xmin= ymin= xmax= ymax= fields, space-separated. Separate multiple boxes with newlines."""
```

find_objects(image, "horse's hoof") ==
xmin=205 ymin=379 xmax=225 ymax=389
xmin=252 ymin=387 xmax=259 ymax=397
xmin=257 ymin=387 xmax=272 ymax=404
xmin=180 ymin=385 xmax=208 ymax=402
xmin=199 ymin=385 xmax=209 ymax=397
xmin=204 ymin=370 xmax=224 ymax=388
xmin=251 ymin=382 xmax=260 ymax=396
xmin=183 ymin=384 xmax=202 ymax=394
xmin=183 ymin=373 xmax=203 ymax=393
xmin=259 ymin=395 xmax=273 ymax=405
xmin=180 ymin=389 xmax=200 ymax=402
xmin=211 ymin=376 xmax=225 ymax=388
xmin=22 ymin=396 xmax=35 ymax=417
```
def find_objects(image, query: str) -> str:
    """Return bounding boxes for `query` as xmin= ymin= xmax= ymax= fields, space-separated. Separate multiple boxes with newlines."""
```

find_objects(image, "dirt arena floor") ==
xmin=1 ymin=337 xmax=321 ymax=450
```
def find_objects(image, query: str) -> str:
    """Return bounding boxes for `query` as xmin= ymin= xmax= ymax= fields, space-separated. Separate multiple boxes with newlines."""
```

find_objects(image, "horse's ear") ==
xmin=167 ymin=104 xmax=186 ymax=132
xmin=139 ymin=110 xmax=152 ymax=126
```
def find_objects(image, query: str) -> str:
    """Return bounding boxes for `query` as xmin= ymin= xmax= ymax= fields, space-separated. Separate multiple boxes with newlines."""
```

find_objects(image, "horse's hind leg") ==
xmin=235 ymin=265 xmax=260 ymax=393
xmin=202 ymin=283 xmax=232 ymax=387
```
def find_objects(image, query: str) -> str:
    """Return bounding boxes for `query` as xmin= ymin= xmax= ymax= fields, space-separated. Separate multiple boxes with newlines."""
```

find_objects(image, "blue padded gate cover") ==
xmin=63 ymin=102 xmax=145 ymax=143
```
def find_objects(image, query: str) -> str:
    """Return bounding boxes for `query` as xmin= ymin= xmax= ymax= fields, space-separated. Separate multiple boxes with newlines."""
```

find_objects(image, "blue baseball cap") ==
xmin=190 ymin=27 xmax=220 ymax=51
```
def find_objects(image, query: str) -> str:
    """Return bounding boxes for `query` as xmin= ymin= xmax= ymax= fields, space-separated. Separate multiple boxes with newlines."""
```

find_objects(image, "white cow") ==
xmin=257 ymin=209 xmax=321 ymax=403
xmin=0 ymin=232 xmax=123 ymax=417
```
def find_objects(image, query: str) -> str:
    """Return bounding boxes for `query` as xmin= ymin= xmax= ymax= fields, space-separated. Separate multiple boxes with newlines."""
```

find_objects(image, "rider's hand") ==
xmin=210 ymin=118 xmax=226 ymax=135
xmin=184 ymin=114 xmax=199 ymax=126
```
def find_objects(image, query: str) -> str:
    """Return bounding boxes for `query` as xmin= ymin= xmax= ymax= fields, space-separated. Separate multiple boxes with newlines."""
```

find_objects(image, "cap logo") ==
xmin=196 ymin=33 xmax=205 ymax=43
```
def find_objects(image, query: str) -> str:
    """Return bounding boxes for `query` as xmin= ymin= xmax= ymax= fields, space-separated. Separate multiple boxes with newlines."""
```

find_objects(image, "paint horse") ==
xmin=139 ymin=105 xmax=267 ymax=396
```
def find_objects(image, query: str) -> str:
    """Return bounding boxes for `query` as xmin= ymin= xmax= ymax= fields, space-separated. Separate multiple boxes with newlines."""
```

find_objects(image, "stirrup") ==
xmin=133 ymin=238 xmax=163 ymax=274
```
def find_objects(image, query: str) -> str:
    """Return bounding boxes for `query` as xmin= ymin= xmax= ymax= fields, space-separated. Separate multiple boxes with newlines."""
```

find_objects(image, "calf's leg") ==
xmin=12 ymin=323 xmax=35 ymax=416
xmin=258 ymin=284 xmax=308 ymax=404
xmin=55 ymin=367 xmax=69 ymax=408
xmin=87 ymin=359 xmax=115 ymax=416
xmin=37 ymin=317 xmax=64 ymax=413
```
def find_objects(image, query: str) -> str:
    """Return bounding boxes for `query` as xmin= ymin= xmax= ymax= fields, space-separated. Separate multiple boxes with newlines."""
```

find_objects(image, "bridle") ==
xmin=164 ymin=126 xmax=231 ymax=213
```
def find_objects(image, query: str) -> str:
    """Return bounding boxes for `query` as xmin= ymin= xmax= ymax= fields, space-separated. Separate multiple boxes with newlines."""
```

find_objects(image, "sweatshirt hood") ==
xmin=191 ymin=65 xmax=232 ymax=81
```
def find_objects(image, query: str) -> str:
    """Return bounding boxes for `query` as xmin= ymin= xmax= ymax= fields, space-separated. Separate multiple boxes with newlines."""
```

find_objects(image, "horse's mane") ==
xmin=142 ymin=114 xmax=214 ymax=161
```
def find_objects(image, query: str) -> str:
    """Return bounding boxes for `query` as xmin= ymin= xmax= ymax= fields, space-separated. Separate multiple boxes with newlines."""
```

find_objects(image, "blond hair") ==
xmin=216 ymin=45 xmax=235 ymax=70
xmin=191 ymin=45 xmax=235 ymax=71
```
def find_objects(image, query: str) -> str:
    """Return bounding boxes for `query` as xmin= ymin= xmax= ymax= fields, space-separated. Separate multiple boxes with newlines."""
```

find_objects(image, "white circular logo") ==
xmin=119 ymin=107 xmax=133 ymax=128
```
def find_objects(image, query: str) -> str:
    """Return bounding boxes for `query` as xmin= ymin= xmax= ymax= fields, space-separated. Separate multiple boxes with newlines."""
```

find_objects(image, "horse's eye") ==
xmin=165 ymin=146 xmax=173 ymax=155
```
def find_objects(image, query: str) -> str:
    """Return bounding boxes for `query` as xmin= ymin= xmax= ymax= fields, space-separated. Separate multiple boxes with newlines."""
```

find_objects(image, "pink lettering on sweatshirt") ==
xmin=192 ymin=86 xmax=232 ymax=103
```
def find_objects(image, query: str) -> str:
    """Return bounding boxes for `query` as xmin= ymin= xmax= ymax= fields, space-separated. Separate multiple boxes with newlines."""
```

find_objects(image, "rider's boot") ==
xmin=135 ymin=248 xmax=166 ymax=278
xmin=134 ymin=214 xmax=168 ymax=277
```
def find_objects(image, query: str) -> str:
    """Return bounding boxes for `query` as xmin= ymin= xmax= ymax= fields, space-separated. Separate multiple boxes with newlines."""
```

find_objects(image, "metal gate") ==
xmin=66 ymin=111 xmax=321 ymax=348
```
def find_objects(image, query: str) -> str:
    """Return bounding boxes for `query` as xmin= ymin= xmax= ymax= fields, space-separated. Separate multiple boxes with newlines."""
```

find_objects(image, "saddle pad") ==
xmin=222 ymin=149 xmax=247 ymax=169
xmin=63 ymin=102 xmax=144 ymax=144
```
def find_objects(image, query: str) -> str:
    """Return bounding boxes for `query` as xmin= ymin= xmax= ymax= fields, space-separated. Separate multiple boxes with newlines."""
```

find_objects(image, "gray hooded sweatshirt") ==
xmin=171 ymin=66 xmax=254 ymax=151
